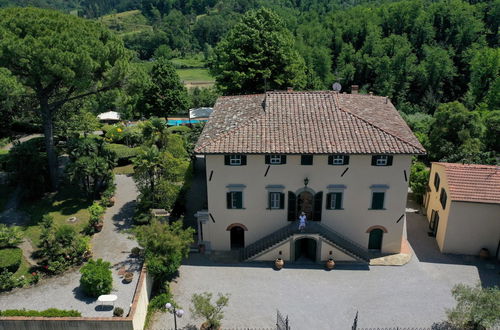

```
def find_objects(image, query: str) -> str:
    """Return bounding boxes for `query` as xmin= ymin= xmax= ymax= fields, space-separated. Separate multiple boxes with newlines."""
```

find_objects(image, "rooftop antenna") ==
xmin=332 ymin=82 xmax=342 ymax=93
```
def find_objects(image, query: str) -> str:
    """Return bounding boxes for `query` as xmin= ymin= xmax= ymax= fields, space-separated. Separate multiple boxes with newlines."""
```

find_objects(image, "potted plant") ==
xmin=275 ymin=258 xmax=284 ymax=270
xmin=130 ymin=247 xmax=141 ymax=257
xmin=326 ymin=258 xmax=335 ymax=270
xmin=123 ymin=271 xmax=134 ymax=283
xmin=113 ymin=307 xmax=124 ymax=317
xmin=190 ymin=292 xmax=229 ymax=330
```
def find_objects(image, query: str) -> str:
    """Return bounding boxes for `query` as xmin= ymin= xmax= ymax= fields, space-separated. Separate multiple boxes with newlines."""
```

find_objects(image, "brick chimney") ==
xmin=351 ymin=85 xmax=359 ymax=94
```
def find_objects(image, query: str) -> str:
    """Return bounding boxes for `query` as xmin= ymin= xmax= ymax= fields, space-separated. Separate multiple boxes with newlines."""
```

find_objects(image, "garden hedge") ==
xmin=0 ymin=248 xmax=22 ymax=273
xmin=0 ymin=308 xmax=81 ymax=317
xmin=105 ymin=143 xmax=140 ymax=166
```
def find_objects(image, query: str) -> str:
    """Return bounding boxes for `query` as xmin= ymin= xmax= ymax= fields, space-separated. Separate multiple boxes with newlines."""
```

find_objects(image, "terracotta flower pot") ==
xmin=275 ymin=258 xmax=284 ymax=270
xmin=123 ymin=272 xmax=134 ymax=283
xmin=109 ymin=197 xmax=116 ymax=206
xmin=94 ymin=222 xmax=104 ymax=232
xmin=326 ymin=258 xmax=335 ymax=270
xmin=479 ymin=248 xmax=490 ymax=260
xmin=201 ymin=322 xmax=221 ymax=330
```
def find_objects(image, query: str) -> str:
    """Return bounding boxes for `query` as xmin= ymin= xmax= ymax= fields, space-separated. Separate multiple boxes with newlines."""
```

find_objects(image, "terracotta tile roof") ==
xmin=436 ymin=162 xmax=500 ymax=204
xmin=195 ymin=91 xmax=425 ymax=155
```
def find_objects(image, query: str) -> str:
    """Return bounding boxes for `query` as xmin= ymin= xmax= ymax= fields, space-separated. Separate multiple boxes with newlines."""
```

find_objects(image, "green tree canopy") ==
xmin=428 ymin=102 xmax=485 ymax=162
xmin=142 ymin=58 xmax=189 ymax=117
xmin=209 ymin=8 xmax=306 ymax=95
xmin=0 ymin=7 xmax=129 ymax=189
xmin=446 ymin=283 xmax=500 ymax=329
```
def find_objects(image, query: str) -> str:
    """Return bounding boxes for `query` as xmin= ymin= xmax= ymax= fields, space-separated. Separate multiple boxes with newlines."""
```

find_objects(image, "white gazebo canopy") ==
xmin=97 ymin=111 xmax=121 ymax=121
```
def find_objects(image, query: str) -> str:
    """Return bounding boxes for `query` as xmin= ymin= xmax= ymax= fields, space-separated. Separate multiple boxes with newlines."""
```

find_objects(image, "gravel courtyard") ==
xmin=0 ymin=175 xmax=141 ymax=317
xmin=151 ymin=201 xmax=499 ymax=330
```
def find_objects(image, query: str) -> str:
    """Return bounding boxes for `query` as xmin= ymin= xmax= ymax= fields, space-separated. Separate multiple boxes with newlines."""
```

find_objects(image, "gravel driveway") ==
xmin=151 ymin=200 xmax=499 ymax=330
xmin=0 ymin=175 xmax=141 ymax=317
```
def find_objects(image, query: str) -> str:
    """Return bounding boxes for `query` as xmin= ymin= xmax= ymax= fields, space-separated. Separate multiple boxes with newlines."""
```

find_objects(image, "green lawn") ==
xmin=177 ymin=68 xmax=214 ymax=82
xmin=20 ymin=184 xmax=92 ymax=247
xmin=13 ymin=254 xmax=31 ymax=279
xmin=113 ymin=164 xmax=135 ymax=175
xmin=171 ymin=55 xmax=206 ymax=69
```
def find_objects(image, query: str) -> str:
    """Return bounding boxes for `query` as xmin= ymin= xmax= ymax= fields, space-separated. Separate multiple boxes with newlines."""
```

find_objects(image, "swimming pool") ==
xmin=167 ymin=119 xmax=206 ymax=126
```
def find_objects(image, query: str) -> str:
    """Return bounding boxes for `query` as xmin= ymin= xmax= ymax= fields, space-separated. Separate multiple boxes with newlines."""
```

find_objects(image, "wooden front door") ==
xmin=368 ymin=229 xmax=383 ymax=250
xmin=298 ymin=191 xmax=313 ymax=220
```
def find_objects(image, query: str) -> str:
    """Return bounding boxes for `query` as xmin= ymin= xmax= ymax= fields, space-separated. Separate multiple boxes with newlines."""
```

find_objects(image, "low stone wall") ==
xmin=0 ymin=266 xmax=152 ymax=330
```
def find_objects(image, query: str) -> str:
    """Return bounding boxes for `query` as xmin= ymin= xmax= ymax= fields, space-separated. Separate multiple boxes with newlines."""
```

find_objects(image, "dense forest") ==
xmin=0 ymin=0 xmax=499 ymax=166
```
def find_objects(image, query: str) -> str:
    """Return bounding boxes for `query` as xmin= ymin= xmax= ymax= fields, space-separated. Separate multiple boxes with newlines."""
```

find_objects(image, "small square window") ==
xmin=333 ymin=155 xmax=345 ymax=165
xmin=301 ymin=155 xmax=313 ymax=165
xmin=229 ymin=155 xmax=242 ymax=166
xmin=376 ymin=156 xmax=388 ymax=166
xmin=270 ymin=155 xmax=282 ymax=164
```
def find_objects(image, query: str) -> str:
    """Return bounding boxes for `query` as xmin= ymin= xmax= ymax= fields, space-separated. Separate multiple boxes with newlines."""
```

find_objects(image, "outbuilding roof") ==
xmin=435 ymin=162 xmax=500 ymax=204
xmin=195 ymin=91 xmax=425 ymax=155
xmin=97 ymin=111 xmax=120 ymax=121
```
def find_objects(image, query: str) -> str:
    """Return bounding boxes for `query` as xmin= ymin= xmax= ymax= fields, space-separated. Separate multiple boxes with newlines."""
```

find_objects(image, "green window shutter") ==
xmin=334 ymin=192 xmax=343 ymax=209
xmin=235 ymin=192 xmax=243 ymax=209
xmin=226 ymin=192 xmax=231 ymax=208
xmin=224 ymin=155 xmax=230 ymax=165
xmin=371 ymin=156 xmax=377 ymax=166
xmin=281 ymin=155 xmax=287 ymax=164
xmin=387 ymin=156 xmax=393 ymax=166
xmin=326 ymin=193 xmax=332 ymax=209
xmin=265 ymin=155 xmax=270 ymax=164
xmin=287 ymin=191 xmax=296 ymax=221
xmin=344 ymin=156 xmax=350 ymax=165
xmin=241 ymin=155 xmax=247 ymax=165
xmin=313 ymin=191 xmax=323 ymax=221
xmin=328 ymin=155 xmax=333 ymax=165
xmin=279 ymin=193 xmax=285 ymax=209
xmin=371 ymin=192 xmax=385 ymax=209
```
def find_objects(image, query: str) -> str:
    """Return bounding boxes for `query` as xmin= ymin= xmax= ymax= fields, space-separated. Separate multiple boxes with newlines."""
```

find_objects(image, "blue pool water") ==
xmin=167 ymin=119 xmax=205 ymax=126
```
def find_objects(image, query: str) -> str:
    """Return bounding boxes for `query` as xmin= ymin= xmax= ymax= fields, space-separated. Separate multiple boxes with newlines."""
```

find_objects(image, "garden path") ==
xmin=0 ymin=174 xmax=142 ymax=317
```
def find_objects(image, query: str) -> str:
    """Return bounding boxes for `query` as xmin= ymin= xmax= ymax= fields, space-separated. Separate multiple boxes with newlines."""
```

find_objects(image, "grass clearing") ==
xmin=13 ymin=254 xmax=31 ymax=279
xmin=177 ymin=68 xmax=214 ymax=83
xmin=98 ymin=10 xmax=152 ymax=36
xmin=113 ymin=164 xmax=135 ymax=175
xmin=20 ymin=183 xmax=92 ymax=246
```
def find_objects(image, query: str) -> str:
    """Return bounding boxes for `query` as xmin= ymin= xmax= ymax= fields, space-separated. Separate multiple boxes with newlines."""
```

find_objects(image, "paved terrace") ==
xmin=0 ymin=175 xmax=142 ymax=317
xmin=151 ymin=198 xmax=499 ymax=329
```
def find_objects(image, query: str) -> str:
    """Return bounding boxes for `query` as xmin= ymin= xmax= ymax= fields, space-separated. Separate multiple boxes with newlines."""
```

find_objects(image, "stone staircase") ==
xmin=241 ymin=221 xmax=372 ymax=263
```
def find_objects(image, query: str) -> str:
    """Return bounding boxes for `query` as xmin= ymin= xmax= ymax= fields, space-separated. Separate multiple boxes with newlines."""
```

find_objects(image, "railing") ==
xmin=241 ymin=220 xmax=372 ymax=262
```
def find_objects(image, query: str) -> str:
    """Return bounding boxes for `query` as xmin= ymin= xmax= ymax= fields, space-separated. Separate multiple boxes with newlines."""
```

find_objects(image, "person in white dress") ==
xmin=298 ymin=212 xmax=307 ymax=231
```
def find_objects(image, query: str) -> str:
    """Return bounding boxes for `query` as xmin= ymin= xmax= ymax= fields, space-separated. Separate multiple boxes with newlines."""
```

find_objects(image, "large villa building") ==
xmin=194 ymin=90 xmax=425 ymax=263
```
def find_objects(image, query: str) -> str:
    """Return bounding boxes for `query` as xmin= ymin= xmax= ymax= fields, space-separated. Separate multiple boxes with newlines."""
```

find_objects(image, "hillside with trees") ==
xmin=0 ymin=0 xmax=498 ymax=167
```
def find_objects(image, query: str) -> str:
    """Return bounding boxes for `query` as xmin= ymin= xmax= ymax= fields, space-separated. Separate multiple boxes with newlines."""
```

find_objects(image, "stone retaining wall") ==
xmin=0 ymin=266 xmax=152 ymax=330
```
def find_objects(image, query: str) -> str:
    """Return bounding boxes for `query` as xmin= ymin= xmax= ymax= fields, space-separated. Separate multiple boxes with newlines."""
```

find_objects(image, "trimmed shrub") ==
xmin=0 ymin=269 xmax=20 ymax=291
xmin=0 ymin=224 xmax=23 ymax=248
xmin=166 ymin=125 xmax=191 ymax=134
xmin=79 ymin=259 xmax=112 ymax=297
xmin=0 ymin=308 xmax=81 ymax=317
xmin=0 ymin=248 xmax=22 ymax=273
xmin=105 ymin=144 xmax=141 ymax=166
